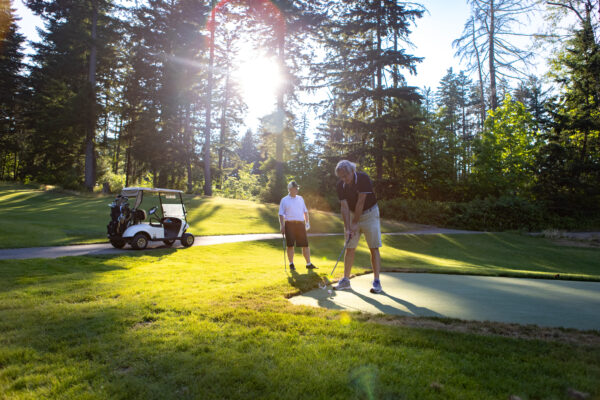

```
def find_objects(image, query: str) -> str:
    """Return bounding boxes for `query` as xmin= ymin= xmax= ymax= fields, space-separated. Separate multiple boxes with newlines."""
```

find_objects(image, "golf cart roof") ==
xmin=121 ymin=187 xmax=183 ymax=197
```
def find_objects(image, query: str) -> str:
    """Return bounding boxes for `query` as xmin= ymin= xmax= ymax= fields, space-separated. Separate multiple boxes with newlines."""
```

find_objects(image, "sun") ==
xmin=233 ymin=49 xmax=283 ymax=121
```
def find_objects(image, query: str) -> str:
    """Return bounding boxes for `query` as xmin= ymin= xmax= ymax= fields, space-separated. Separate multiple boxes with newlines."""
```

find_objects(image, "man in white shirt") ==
xmin=279 ymin=181 xmax=316 ymax=271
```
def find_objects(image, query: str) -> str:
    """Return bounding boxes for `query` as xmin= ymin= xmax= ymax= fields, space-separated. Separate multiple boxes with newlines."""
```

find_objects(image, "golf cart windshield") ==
xmin=161 ymin=193 xmax=185 ymax=219
xmin=120 ymin=187 xmax=187 ymax=221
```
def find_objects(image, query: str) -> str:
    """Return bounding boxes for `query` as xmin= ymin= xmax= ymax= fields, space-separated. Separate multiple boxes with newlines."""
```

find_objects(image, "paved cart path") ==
xmin=289 ymin=272 xmax=600 ymax=331
xmin=0 ymin=228 xmax=478 ymax=260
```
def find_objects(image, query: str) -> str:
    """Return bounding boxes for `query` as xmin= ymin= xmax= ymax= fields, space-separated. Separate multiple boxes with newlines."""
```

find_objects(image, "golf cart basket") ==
xmin=107 ymin=187 xmax=195 ymax=250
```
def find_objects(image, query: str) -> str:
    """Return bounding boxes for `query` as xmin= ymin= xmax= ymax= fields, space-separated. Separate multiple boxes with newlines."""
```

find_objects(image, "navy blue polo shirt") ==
xmin=336 ymin=171 xmax=377 ymax=212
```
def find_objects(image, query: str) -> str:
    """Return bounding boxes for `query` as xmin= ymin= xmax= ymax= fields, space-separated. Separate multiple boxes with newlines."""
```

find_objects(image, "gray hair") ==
xmin=335 ymin=160 xmax=356 ymax=176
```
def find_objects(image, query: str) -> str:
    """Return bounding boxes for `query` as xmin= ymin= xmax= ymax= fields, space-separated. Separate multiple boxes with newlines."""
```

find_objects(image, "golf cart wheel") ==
xmin=163 ymin=239 xmax=175 ymax=247
xmin=110 ymin=238 xmax=126 ymax=249
xmin=181 ymin=233 xmax=194 ymax=248
xmin=131 ymin=233 xmax=149 ymax=250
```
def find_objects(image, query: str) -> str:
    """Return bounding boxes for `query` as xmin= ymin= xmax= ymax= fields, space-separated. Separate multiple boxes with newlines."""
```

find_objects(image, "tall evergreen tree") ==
xmin=24 ymin=0 xmax=119 ymax=188
xmin=0 ymin=3 xmax=26 ymax=180
xmin=313 ymin=0 xmax=423 ymax=187
xmin=537 ymin=9 xmax=600 ymax=213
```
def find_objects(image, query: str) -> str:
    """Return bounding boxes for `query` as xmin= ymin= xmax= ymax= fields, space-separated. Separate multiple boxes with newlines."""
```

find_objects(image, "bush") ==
xmin=98 ymin=171 xmax=126 ymax=193
xmin=379 ymin=196 xmax=599 ymax=231
xmin=379 ymin=198 xmax=454 ymax=227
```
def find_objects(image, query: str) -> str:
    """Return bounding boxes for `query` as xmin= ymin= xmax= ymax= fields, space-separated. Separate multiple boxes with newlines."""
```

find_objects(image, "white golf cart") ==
xmin=107 ymin=187 xmax=195 ymax=250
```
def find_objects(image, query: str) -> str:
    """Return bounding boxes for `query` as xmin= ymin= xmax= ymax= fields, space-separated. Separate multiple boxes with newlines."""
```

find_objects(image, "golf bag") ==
xmin=107 ymin=196 xmax=131 ymax=237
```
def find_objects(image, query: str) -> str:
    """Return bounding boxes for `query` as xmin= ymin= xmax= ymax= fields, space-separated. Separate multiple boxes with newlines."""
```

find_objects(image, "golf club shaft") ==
xmin=282 ymin=233 xmax=287 ymax=272
xmin=330 ymin=235 xmax=351 ymax=276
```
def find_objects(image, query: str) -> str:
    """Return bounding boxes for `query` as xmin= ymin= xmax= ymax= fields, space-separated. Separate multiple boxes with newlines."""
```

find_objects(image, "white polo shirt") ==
xmin=279 ymin=195 xmax=308 ymax=222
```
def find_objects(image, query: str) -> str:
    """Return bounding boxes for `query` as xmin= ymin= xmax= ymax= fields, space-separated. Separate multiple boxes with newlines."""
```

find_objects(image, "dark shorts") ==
xmin=284 ymin=221 xmax=308 ymax=247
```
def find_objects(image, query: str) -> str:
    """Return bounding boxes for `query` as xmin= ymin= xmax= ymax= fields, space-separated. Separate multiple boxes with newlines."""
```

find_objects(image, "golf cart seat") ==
xmin=132 ymin=209 xmax=147 ymax=223
xmin=161 ymin=217 xmax=182 ymax=239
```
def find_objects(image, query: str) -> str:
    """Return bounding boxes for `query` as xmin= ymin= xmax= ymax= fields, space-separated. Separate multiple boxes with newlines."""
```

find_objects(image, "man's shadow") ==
xmin=346 ymin=287 xmax=444 ymax=318
xmin=287 ymin=268 xmax=322 ymax=292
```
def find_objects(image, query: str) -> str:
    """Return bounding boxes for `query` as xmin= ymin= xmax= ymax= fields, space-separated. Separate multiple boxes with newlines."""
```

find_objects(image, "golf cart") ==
xmin=107 ymin=187 xmax=195 ymax=250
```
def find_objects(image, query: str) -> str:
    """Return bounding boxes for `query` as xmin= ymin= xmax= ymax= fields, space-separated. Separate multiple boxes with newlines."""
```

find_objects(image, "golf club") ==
xmin=282 ymin=233 xmax=287 ymax=273
xmin=330 ymin=234 xmax=352 ymax=277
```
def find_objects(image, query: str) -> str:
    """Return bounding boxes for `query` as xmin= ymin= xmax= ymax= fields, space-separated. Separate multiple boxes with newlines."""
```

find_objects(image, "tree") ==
xmin=313 ymin=0 xmax=424 ymax=186
xmin=453 ymin=0 xmax=536 ymax=110
xmin=24 ymin=0 xmax=119 ymax=188
xmin=0 ymin=3 xmax=26 ymax=180
xmin=473 ymin=94 xmax=537 ymax=196
xmin=238 ymin=129 xmax=261 ymax=167
xmin=122 ymin=0 xmax=208 ymax=189
xmin=536 ymin=8 xmax=600 ymax=214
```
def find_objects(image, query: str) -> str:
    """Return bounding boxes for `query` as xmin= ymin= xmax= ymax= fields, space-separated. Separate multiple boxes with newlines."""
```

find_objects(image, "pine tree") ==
xmin=313 ymin=0 xmax=424 ymax=186
xmin=121 ymin=0 xmax=208 ymax=189
xmin=0 ymin=3 xmax=26 ymax=180
xmin=537 ymin=9 xmax=600 ymax=213
xmin=24 ymin=0 xmax=119 ymax=189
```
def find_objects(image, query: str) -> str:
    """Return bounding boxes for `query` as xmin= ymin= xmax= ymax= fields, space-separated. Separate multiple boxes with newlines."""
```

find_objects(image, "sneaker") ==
xmin=306 ymin=263 xmax=317 ymax=270
xmin=289 ymin=263 xmax=295 ymax=271
xmin=370 ymin=279 xmax=382 ymax=294
xmin=333 ymin=277 xmax=351 ymax=291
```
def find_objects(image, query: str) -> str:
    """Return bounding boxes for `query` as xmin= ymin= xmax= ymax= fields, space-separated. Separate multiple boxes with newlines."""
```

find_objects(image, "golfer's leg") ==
xmin=287 ymin=247 xmax=294 ymax=264
xmin=302 ymin=246 xmax=311 ymax=264
xmin=344 ymin=248 xmax=355 ymax=278
xmin=369 ymin=248 xmax=381 ymax=280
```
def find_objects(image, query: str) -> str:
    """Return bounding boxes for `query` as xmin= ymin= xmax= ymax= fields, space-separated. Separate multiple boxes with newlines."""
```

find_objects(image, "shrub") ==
xmin=379 ymin=196 xmax=598 ymax=231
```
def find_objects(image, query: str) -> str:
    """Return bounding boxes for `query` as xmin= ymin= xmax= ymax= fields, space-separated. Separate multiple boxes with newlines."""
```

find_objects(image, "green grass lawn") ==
xmin=0 ymin=183 xmax=413 ymax=248
xmin=1 ymin=235 xmax=599 ymax=399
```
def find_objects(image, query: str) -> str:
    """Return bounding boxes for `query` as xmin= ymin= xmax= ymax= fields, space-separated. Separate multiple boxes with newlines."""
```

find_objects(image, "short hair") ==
xmin=287 ymin=180 xmax=299 ymax=190
xmin=335 ymin=160 xmax=356 ymax=176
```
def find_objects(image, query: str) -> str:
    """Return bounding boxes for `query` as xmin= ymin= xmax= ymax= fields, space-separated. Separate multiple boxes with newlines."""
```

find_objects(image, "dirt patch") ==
xmin=363 ymin=314 xmax=600 ymax=346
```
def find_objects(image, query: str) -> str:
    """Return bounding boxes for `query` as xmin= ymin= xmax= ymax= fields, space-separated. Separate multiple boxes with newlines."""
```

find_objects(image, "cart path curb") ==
xmin=0 ymin=229 xmax=482 ymax=260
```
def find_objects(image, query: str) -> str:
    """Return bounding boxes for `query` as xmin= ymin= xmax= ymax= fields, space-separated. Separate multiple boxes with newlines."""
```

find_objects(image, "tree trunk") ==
xmin=203 ymin=12 xmax=216 ymax=196
xmin=488 ymin=0 xmax=498 ymax=111
xmin=375 ymin=1 xmax=384 ymax=181
xmin=217 ymin=61 xmax=231 ymax=190
xmin=184 ymin=103 xmax=193 ymax=193
xmin=84 ymin=0 xmax=98 ymax=192
xmin=275 ymin=18 xmax=285 ymax=194
xmin=13 ymin=152 xmax=18 ymax=181
xmin=114 ymin=117 xmax=122 ymax=174
xmin=125 ymin=136 xmax=131 ymax=187
xmin=472 ymin=16 xmax=486 ymax=127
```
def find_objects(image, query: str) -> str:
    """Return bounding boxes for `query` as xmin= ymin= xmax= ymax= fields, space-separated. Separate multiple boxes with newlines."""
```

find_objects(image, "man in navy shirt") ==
xmin=333 ymin=160 xmax=382 ymax=293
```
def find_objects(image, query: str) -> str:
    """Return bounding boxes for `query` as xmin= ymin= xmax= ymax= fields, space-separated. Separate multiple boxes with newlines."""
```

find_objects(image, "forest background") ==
xmin=1 ymin=0 xmax=599 ymax=231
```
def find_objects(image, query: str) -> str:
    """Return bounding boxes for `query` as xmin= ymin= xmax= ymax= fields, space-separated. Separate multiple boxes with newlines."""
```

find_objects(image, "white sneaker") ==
xmin=333 ymin=277 xmax=351 ymax=290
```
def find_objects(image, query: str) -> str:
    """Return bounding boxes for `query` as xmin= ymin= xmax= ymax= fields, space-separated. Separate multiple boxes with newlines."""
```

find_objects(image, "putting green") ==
xmin=290 ymin=272 xmax=600 ymax=331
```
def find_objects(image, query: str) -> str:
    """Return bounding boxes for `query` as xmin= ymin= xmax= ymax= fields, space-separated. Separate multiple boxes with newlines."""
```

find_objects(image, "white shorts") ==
xmin=348 ymin=205 xmax=382 ymax=249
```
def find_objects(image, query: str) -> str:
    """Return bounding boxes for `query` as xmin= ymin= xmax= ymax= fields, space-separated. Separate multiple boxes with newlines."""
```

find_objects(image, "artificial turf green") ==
xmin=1 ymin=236 xmax=599 ymax=399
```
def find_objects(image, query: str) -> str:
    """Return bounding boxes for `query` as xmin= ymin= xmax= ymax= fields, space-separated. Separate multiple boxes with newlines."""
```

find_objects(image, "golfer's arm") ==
xmin=340 ymin=200 xmax=351 ymax=230
xmin=352 ymin=193 xmax=367 ymax=224
xmin=279 ymin=215 xmax=285 ymax=229
xmin=304 ymin=211 xmax=309 ymax=224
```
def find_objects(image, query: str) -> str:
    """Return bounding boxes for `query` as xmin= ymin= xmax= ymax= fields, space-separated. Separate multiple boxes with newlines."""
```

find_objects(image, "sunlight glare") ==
xmin=234 ymin=49 xmax=283 ymax=121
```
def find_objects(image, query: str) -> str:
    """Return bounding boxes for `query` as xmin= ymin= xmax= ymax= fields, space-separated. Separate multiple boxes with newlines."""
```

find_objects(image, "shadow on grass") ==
xmin=380 ymin=233 xmax=600 ymax=280
xmin=287 ymin=268 xmax=323 ymax=293
xmin=257 ymin=204 xmax=282 ymax=232
xmin=186 ymin=202 xmax=223 ymax=229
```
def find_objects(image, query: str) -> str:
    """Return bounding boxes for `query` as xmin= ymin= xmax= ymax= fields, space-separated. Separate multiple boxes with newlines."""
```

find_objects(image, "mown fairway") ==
xmin=1 ymin=235 xmax=599 ymax=399
xmin=0 ymin=183 xmax=412 ymax=248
